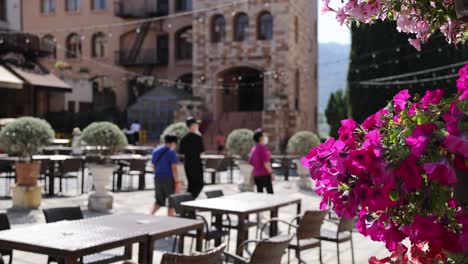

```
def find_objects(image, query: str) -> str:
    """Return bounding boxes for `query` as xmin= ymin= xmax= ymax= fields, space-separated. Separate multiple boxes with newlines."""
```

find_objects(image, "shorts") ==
xmin=154 ymin=177 xmax=175 ymax=207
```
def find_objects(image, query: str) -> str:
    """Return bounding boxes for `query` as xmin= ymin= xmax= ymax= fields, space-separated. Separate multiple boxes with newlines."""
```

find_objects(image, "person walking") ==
xmin=249 ymin=129 xmax=274 ymax=194
xmin=150 ymin=134 xmax=181 ymax=216
xmin=180 ymin=116 xmax=205 ymax=199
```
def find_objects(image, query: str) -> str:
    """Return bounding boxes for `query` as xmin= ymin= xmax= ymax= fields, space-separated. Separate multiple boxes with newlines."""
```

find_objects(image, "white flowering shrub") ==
xmin=0 ymin=117 xmax=55 ymax=159
xmin=287 ymin=131 xmax=321 ymax=156
xmin=81 ymin=122 xmax=127 ymax=155
xmin=160 ymin=122 xmax=188 ymax=143
xmin=226 ymin=129 xmax=254 ymax=160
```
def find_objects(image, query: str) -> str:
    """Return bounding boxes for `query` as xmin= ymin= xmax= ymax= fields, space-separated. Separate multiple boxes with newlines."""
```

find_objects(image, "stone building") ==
xmin=21 ymin=0 xmax=318 ymax=147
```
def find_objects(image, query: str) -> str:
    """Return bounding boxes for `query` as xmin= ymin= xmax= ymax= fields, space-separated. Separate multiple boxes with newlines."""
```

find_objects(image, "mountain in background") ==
xmin=317 ymin=42 xmax=350 ymax=136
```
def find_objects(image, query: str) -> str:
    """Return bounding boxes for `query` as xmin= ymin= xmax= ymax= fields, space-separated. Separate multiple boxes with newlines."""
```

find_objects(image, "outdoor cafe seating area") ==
xmin=0 ymin=139 xmax=358 ymax=264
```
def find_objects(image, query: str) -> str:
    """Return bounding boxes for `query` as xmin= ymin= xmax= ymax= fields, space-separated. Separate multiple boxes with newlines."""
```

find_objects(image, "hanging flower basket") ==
xmin=301 ymin=64 xmax=468 ymax=263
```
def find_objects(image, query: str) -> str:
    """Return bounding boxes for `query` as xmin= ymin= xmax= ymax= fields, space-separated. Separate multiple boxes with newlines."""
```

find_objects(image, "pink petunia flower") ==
xmin=423 ymin=161 xmax=458 ymax=185
xmin=405 ymin=123 xmax=438 ymax=158
xmin=393 ymin=156 xmax=424 ymax=191
xmin=393 ymin=90 xmax=411 ymax=115
xmin=444 ymin=135 xmax=468 ymax=159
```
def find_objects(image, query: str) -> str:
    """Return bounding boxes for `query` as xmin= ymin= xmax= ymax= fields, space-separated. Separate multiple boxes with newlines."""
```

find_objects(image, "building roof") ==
xmin=0 ymin=65 xmax=24 ymax=89
xmin=7 ymin=64 xmax=72 ymax=91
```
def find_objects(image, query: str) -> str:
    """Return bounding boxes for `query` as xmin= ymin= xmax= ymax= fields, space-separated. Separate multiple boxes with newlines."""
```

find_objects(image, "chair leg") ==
xmin=350 ymin=234 xmax=355 ymax=264
xmin=336 ymin=242 xmax=340 ymax=264
xmin=172 ymin=236 xmax=178 ymax=252
xmin=8 ymin=252 xmax=12 ymax=264
xmin=319 ymin=241 xmax=323 ymax=264
xmin=287 ymin=248 xmax=291 ymax=264
xmin=112 ymin=172 xmax=116 ymax=192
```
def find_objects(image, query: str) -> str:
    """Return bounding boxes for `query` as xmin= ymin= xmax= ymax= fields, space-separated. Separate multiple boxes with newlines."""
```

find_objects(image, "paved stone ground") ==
xmin=0 ymin=166 xmax=388 ymax=264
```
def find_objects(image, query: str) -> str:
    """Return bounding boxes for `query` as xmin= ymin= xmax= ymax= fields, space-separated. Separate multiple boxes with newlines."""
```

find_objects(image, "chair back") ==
xmin=205 ymin=190 xmax=224 ymax=199
xmin=161 ymin=244 xmax=225 ymax=264
xmin=129 ymin=159 xmax=147 ymax=172
xmin=0 ymin=161 xmax=13 ymax=173
xmin=338 ymin=217 xmax=355 ymax=233
xmin=250 ymin=235 xmax=293 ymax=264
xmin=43 ymin=207 xmax=83 ymax=223
xmin=296 ymin=210 xmax=328 ymax=240
xmin=0 ymin=214 xmax=10 ymax=231
xmin=40 ymin=159 xmax=50 ymax=174
xmin=169 ymin=193 xmax=195 ymax=217
xmin=61 ymin=159 xmax=82 ymax=173
xmin=205 ymin=158 xmax=221 ymax=170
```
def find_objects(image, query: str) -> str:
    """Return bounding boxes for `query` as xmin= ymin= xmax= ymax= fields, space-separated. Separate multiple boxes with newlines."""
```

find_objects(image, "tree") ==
xmin=325 ymin=90 xmax=348 ymax=138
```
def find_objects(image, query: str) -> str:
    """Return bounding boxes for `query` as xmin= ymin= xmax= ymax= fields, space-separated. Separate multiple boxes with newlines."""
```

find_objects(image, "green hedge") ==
xmin=44 ymin=110 xmax=127 ymax=134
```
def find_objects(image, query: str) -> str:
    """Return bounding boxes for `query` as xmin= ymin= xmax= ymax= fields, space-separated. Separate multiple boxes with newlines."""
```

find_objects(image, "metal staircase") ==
xmin=126 ymin=21 xmax=152 ymax=63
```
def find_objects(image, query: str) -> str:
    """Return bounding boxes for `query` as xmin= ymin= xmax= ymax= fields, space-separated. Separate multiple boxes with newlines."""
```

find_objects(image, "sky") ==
xmin=317 ymin=0 xmax=351 ymax=44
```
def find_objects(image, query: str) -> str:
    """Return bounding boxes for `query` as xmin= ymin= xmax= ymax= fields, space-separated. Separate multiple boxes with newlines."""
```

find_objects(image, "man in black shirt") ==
xmin=180 ymin=117 xmax=205 ymax=198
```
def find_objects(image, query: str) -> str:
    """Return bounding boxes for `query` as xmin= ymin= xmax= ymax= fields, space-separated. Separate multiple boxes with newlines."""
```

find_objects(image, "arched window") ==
xmin=258 ymin=12 xmax=273 ymax=40
xmin=234 ymin=13 xmax=249 ymax=42
xmin=176 ymin=27 xmax=192 ymax=60
xmin=91 ymin=32 xmax=106 ymax=58
xmin=42 ymin=34 xmax=56 ymax=59
xmin=211 ymin=15 xmax=226 ymax=43
xmin=66 ymin=33 xmax=82 ymax=58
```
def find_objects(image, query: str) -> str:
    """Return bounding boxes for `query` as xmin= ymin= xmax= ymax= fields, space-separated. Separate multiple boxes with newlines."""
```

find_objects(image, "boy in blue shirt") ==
xmin=150 ymin=134 xmax=180 ymax=216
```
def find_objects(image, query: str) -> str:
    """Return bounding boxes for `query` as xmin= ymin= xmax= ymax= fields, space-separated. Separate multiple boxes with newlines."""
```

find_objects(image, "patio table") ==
xmin=124 ymin=146 xmax=154 ymax=155
xmin=0 ymin=213 xmax=203 ymax=264
xmin=181 ymin=192 xmax=301 ymax=255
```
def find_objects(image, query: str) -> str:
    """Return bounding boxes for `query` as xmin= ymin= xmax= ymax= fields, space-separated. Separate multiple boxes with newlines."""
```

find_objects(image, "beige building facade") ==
xmin=21 ymin=0 xmax=318 ymax=148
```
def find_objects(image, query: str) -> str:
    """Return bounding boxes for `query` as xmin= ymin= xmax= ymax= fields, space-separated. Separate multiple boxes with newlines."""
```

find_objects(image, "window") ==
xmin=66 ymin=0 xmax=80 ymax=12
xmin=176 ymin=0 xmax=192 ymax=12
xmin=91 ymin=32 xmax=106 ymax=58
xmin=258 ymin=12 xmax=273 ymax=40
xmin=42 ymin=35 xmax=56 ymax=59
xmin=234 ymin=13 xmax=249 ymax=41
xmin=40 ymin=0 xmax=56 ymax=14
xmin=0 ymin=0 xmax=6 ymax=21
xmin=176 ymin=27 xmax=192 ymax=60
xmin=91 ymin=0 xmax=107 ymax=10
xmin=66 ymin=33 xmax=82 ymax=58
xmin=211 ymin=15 xmax=226 ymax=43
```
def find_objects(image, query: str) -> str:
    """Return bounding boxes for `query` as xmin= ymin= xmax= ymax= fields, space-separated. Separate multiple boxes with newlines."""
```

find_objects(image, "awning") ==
xmin=0 ymin=65 xmax=24 ymax=89
xmin=7 ymin=64 xmax=72 ymax=91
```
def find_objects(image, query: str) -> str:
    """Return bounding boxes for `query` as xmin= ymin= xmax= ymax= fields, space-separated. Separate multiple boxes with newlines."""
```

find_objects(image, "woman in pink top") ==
xmin=249 ymin=129 xmax=274 ymax=194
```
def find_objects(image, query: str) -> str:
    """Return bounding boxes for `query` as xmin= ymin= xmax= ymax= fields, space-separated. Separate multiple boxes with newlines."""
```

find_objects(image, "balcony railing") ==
xmin=0 ymin=33 xmax=54 ymax=57
xmin=114 ymin=0 xmax=169 ymax=18
xmin=115 ymin=49 xmax=169 ymax=66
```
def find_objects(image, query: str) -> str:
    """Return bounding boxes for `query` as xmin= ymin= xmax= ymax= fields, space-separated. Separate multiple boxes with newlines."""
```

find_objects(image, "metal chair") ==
xmin=320 ymin=217 xmax=356 ymax=264
xmin=0 ymin=161 xmax=15 ymax=198
xmin=169 ymin=193 xmax=230 ymax=252
xmin=43 ymin=207 xmax=131 ymax=264
xmin=204 ymin=158 xmax=222 ymax=185
xmin=125 ymin=159 xmax=148 ymax=191
xmin=0 ymin=214 xmax=12 ymax=264
xmin=39 ymin=159 xmax=50 ymax=193
xmin=224 ymin=234 xmax=293 ymax=264
xmin=57 ymin=159 xmax=83 ymax=195
xmin=260 ymin=210 xmax=328 ymax=264
xmin=43 ymin=207 xmax=84 ymax=223
xmin=161 ymin=243 xmax=225 ymax=264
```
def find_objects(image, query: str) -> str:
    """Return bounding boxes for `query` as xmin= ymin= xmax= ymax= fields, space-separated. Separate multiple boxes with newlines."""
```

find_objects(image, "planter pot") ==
xmin=87 ymin=163 xmax=114 ymax=212
xmin=455 ymin=169 xmax=468 ymax=207
xmin=11 ymin=184 xmax=42 ymax=209
xmin=295 ymin=160 xmax=313 ymax=190
xmin=238 ymin=161 xmax=254 ymax=192
xmin=15 ymin=161 xmax=41 ymax=186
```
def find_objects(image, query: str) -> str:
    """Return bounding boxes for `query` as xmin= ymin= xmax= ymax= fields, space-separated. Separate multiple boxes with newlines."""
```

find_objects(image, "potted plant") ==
xmin=287 ymin=131 xmax=320 ymax=189
xmin=226 ymin=129 xmax=255 ymax=192
xmin=0 ymin=117 xmax=54 ymax=186
xmin=81 ymin=122 xmax=127 ymax=212
xmin=301 ymin=64 xmax=468 ymax=262
xmin=160 ymin=122 xmax=189 ymax=190
xmin=0 ymin=117 xmax=54 ymax=209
